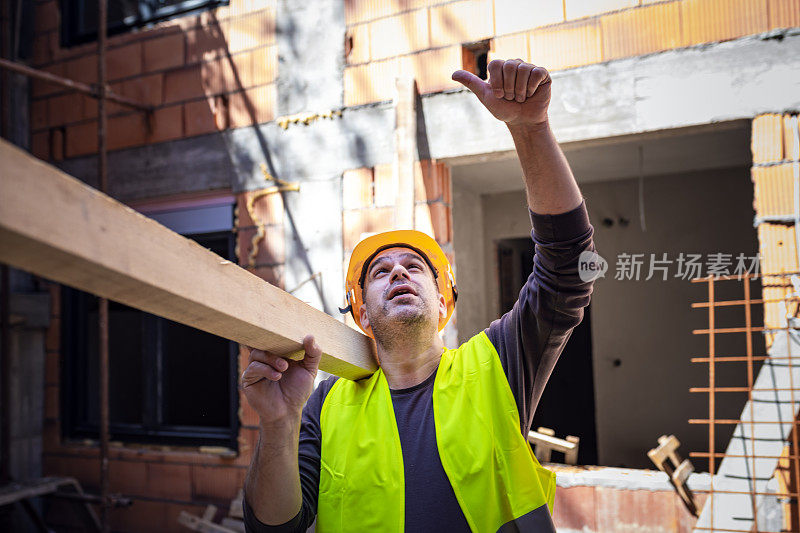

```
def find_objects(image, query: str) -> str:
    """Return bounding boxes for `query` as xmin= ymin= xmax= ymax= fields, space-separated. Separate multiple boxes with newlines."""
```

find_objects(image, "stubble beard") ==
xmin=368 ymin=293 xmax=436 ymax=351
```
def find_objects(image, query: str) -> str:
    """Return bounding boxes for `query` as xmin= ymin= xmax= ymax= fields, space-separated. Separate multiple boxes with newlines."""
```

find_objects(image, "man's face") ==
xmin=359 ymin=247 xmax=446 ymax=339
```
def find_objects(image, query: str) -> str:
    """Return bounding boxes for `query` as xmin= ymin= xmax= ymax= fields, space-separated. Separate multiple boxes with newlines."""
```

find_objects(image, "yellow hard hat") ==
xmin=341 ymin=230 xmax=457 ymax=338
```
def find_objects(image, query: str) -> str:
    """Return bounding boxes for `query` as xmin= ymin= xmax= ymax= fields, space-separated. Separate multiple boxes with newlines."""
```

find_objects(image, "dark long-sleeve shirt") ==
xmin=244 ymin=199 xmax=595 ymax=532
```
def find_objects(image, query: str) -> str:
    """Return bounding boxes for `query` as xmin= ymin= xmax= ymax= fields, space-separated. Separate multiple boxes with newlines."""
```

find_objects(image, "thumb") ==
xmin=452 ymin=70 xmax=488 ymax=99
xmin=301 ymin=334 xmax=322 ymax=374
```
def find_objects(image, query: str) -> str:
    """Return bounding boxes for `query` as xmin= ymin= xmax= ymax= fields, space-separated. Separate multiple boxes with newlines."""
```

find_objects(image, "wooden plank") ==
xmin=0 ymin=139 xmax=377 ymax=380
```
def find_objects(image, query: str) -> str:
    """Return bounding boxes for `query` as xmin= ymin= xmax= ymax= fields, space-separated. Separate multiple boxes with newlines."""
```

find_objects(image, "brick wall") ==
xmin=343 ymin=0 xmax=800 ymax=106
xmin=342 ymin=160 xmax=453 ymax=329
xmin=29 ymin=0 xmax=277 ymax=162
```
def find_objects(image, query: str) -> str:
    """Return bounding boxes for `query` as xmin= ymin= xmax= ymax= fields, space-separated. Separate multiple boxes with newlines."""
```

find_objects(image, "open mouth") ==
xmin=387 ymin=284 xmax=418 ymax=300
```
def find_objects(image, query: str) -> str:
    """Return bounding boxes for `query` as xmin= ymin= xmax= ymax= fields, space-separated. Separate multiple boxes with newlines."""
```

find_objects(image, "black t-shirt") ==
xmin=244 ymin=200 xmax=595 ymax=532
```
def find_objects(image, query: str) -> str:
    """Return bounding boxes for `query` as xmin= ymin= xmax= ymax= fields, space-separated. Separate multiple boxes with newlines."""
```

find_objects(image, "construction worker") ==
xmin=241 ymin=59 xmax=595 ymax=532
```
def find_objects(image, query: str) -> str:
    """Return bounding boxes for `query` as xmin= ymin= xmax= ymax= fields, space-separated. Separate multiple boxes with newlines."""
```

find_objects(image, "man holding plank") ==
xmin=242 ymin=59 xmax=595 ymax=532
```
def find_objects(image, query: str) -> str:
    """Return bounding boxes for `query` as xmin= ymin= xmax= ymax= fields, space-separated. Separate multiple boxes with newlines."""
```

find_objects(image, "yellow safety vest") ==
xmin=318 ymin=332 xmax=556 ymax=532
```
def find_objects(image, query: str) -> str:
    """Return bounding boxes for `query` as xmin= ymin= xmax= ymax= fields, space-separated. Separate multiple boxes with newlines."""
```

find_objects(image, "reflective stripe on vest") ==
xmin=318 ymin=332 xmax=556 ymax=532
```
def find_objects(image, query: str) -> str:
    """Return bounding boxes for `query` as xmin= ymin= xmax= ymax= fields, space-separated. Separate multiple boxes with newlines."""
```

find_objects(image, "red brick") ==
xmin=202 ymin=57 xmax=236 ymax=95
xmin=373 ymin=163 xmax=396 ymax=207
xmin=109 ymin=498 xmax=201 ymax=532
xmin=752 ymin=113 xmax=784 ymax=164
xmin=48 ymin=93 xmax=83 ymax=127
xmin=31 ymin=99 xmax=48 ymax=131
xmin=553 ymin=485 xmax=596 ymax=530
xmin=343 ymin=168 xmax=373 ymax=209
xmin=80 ymin=95 xmax=98 ymax=121
xmin=417 ymin=202 xmax=451 ymax=243
xmin=344 ymin=58 xmax=400 ymax=106
xmin=107 ymin=113 xmax=147 ymax=151
xmin=43 ymin=454 xmax=100 ymax=490
xmin=64 ymin=54 xmax=98 ymax=85
xmin=595 ymin=487 xmax=678 ymax=531
xmin=565 ymin=0 xmax=637 ymax=20
xmin=108 ymin=459 xmax=148 ymax=495
xmin=51 ymin=127 xmax=65 ymax=161
xmin=229 ymin=84 xmax=275 ymax=128
xmin=369 ymin=9 xmax=429 ymax=60
xmin=143 ymin=33 xmax=185 ymax=73
xmin=237 ymin=189 xmax=284 ymax=228
xmin=146 ymin=463 xmax=192 ymax=500
xmin=227 ymin=9 xmax=276 ymax=54
xmin=186 ymin=24 xmax=228 ymax=64
xmin=45 ymin=316 xmax=61 ymax=351
xmin=430 ymin=0 xmax=494 ymax=48
xmin=344 ymin=0 xmax=395 ymax=25
xmin=414 ymin=160 xmax=444 ymax=202
xmin=107 ymin=43 xmax=143 ymax=81
xmin=410 ymin=46 xmax=462 ymax=94
xmin=164 ymin=66 xmax=205 ymax=104
xmin=31 ymin=32 xmax=55 ymax=65
xmin=34 ymin=2 xmax=59 ymax=33
xmin=66 ymin=121 xmax=98 ymax=157
xmin=682 ymin=0 xmax=769 ymax=45
xmin=31 ymin=131 xmax=49 ymax=160
xmin=44 ymin=384 xmax=59 ymax=420
xmin=252 ymin=265 xmax=285 ymax=287
xmin=250 ymin=46 xmax=278 ymax=87
xmin=343 ymin=206 xmax=395 ymax=251
xmin=237 ymin=225 xmax=285 ymax=266
xmin=495 ymin=0 xmax=563 ymax=34
xmin=184 ymin=98 xmax=218 ymax=137
xmin=121 ymin=73 xmax=164 ymax=107
xmin=32 ymin=63 xmax=66 ymax=98
xmin=148 ymin=105 xmax=183 ymax=144
xmin=192 ymin=465 xmax=246 ymax=501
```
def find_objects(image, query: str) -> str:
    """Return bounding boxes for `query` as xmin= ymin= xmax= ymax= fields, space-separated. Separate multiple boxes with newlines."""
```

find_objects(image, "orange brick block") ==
xmin=529 ymin=19 xmax=603 ymax=71
xmin=184 ymin=98 xmax=219 ymax=136
xmin=186 ymin=24 xmax=228 ymax=64
xmin=31 ymin=32 xmax=55 ymax=66
xmin=65 ymin=121 xmax=98 ymax=158
xmin=251 ymin=45 xmax=278 ymax=87
xmin=345 ymin=0 xmax=395 ymax=25
xmin=192 ymin=465 xmax=246 ymax=501
xmin=783 ymin=114 xmax=800 ymax=161
xmin=31 ymin=99 xmax=48 ymax=130
xmin=149 ymin=104 xmax=184 ymax=144
xmin=681 ymin=0 xmax=769 ymax=45
xmin=107 ymin=113 xmax=147 ymax=151
xmin=107 ymin=43 xmax=143 ymax=81
xmin=373 ymin=163 xmax=397 ymax=206
xmin=490 ymin=33 xmax=530 ymax=63
xmin=601 ymin=1 xmax=685 ymax=61
xmin=64 ymin=54 xmax=98 ymax=85
xmin=108 ymin=459 xmax=148 ymax=495
xmin=146 ymin=463 xmax=192 ymax=500
xmin=769 ymin=0 xmax=800 ymax=28
xmin=415 ymin=201 xmax=451 ymax=243
xmin=495 ymin=0 xmax=563 ymax=34
xmin=343 ymin=167 xmax=374 ymax=209
xmin=565 ymin=0 xmax=637 ymax=20
xmin=227 ymin=9 xmax=276 ymax=54
xmin=164 ymin=66 xmax=205 ymax=104
xmin=410 ymin=46 xmax=462 ymax=94
xmin=121 ymin=73 xmax=164 ymax=107
xmin=752 ymin=113 xmax=784 ymax=164
xmin=344 ymin=58 xmax=401 ymax=106
xmin=252 ymin=265 xmax=285 ymax=287
xmin=228 ymin=84 xmax=275 ymax=128
xmin=346 ymin=23 xmax=371 ymax=64
xmin=34 ymin=2 xmax=59 ymax=33
xmin=143 ymin=33 xmax=186 ymax=72
xmin=201 ymin=56 xmax=236 ymax=95
xmin=430 ymin=0 xmax=494 ymax=48
xmin=51 ymin=127 xmax=65 ymax=161
xmin=752 ymin=164 xmax=794 ymax=218
xmin=237 ymin=189 xmax=284 ymax=229
xmin=553 ymin=485 xmax=597 ymax=530
xmin=369 ymin=9 xmax=429 ymax=60
xmin=343 ymin=206 xmax=395 ymax=251
xmin=32 ymin=63 xmax=66 ymax=98
xmin=415 ymin=160 xmax=447 ymax=202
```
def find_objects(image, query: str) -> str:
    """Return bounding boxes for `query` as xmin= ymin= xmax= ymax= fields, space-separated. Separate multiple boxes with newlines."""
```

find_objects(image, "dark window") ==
xmin=61 ymin=230 xmax=239 ymax=449
xmin=60 ymin=0 xmax=228 ymax=46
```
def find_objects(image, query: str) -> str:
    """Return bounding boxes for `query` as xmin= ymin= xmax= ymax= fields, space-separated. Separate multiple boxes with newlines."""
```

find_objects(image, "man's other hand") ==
xmin=452 ymin=59 xmax=551 ymax=128
xmin=241 ymin=335 xmax=322 ymax=427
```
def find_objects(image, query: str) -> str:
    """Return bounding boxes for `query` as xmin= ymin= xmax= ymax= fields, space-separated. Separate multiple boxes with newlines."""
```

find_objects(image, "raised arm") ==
xmin=453 ymin=60 xmax=594 ymax=431
xmin=452 ymin=59 xmax=582 ymax=215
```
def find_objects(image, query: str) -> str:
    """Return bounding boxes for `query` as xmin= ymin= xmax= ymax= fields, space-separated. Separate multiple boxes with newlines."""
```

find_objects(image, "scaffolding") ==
xmin=0 ymin=2 xmax=151 ymax=531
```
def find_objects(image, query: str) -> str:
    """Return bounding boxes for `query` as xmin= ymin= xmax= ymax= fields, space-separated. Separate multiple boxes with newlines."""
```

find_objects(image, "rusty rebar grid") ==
xmin=690 ymin=272 xmax=800 ymax=531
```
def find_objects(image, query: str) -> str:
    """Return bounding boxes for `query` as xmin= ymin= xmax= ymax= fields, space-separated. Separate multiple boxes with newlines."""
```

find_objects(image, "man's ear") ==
xmin=438 ymin=293 xmax=447 ymax=320
xmin=359 ymin=303 xmax=371 ymax=332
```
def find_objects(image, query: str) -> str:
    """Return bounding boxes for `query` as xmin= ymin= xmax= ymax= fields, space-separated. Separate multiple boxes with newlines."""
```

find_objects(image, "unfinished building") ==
xmin=1 ymin=0 xmax=800 ymax=530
